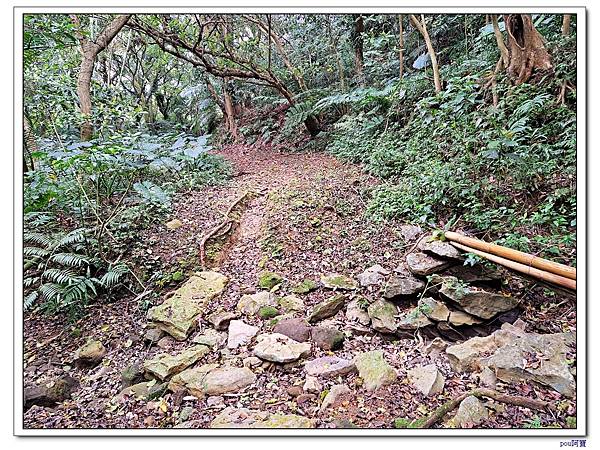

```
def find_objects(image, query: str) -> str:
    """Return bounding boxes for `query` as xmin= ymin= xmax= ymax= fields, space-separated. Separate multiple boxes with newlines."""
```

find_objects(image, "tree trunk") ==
xmin=352 ymin=14 xmax=365 ymax=86
xmin=71 ymin=14 xmax=131 ymax=141
xmin=23 ymin=114 xmax=37 ymax=173
xmin=76 ymin=52 xmax=95 ymax=140
xmin=398 ymin=15 xmax=405 ymax=80
xmin=222 ymin=78 xmax=238 ymax=140
xmin=503 ymin=14 xmax=552 ymax=85
xmin=492 ymin=15 xmax=509 ymax=69
xmin=562 ymin=15 xmax=571 ymax=36
xmin=410 ymin=14 xmax=442 ymax=93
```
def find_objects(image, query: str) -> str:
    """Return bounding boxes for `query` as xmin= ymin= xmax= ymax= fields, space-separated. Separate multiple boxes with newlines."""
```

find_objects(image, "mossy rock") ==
xmin=292 ymin=279 xmax=318 ymax=294
xmin=393 ymin=417 xmax=412 ymax=429
xmin=258 ymin=271 xmax=284 ymax=290
xmin=171 ymin=271 xmax=184 ymax=282
xmin=258 ymin=306 xmax=280 ymax=320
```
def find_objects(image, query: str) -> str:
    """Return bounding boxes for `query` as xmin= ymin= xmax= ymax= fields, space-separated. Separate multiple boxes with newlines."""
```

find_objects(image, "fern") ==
xmin=100 ymin=263 xmax=129 ymax=288
xmin=49 ymin=252 xmax=92 ymax=267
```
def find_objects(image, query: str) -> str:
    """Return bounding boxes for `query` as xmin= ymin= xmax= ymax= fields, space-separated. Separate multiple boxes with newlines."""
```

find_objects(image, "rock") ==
xmin=258 ymin=271 xmax=284 ymax=290
xmin=24 ymin=376 xmax=79 ymax=410
xmin=448 ymin=309 xmax=482 ymax=326
xmin=144 ymin=328 xmax=165 ymax=344
xmin=439 ymin=275 xmax=519 ymax=319
xmin=74 ymin=340 xmax=106 ymax=367
xmin=237 ymin=291 xmax=278 ymax=316
xmin=192 ymin=328 xmax=227 ymax=348
xmin=368 ymin=299 xmax=398 ymax=334
xmin=399 ymin=224 xmax=422 ymax=242
xmin=286 ymin=385 xmax=303 ymax=397
xmin=202 ymin=367 xmax=256 ymax=395
xmin=253 ymin=333 xmax=312 ymax=363
xmin=143 ymin=345 xmax=210 ymax=380
xmin=206 ymin=395 xmax=225 ymax=408
xmin=406 ymin=252 xmax=452 ymax=276
xmin=423 ymin=337 xmax=448 ymax=358
xmin=346 ymin=299 xmax=370 ymax=326
xmin=227 ymin=320 xmax=259 ymax=349
xmin=148 ymin=272 xmax=228 ymax=340
xmin=157 ymin=336 xmax=175 ymax=349
xmin=296 ymin=393 xmax=316 ymax=405
xmin=243 ymin=356 xmax=262 ymax=368
xmin=303 ymin=376 xmax=322 ymax=394
xmin=258 ymin=306 xmax=280 ymax=319
xmin=418 ymin=239 xmax=462 ymax=259
xmin=210 ymin=407 xmax=315 ymax=428
xmin=408 ymin=364 xmax=445 ymax=396
xmin=168 ymin=364 xmax=218 ymax=396
xmin=320 ymin=274 xmax=358 ymax=290
xmin=396 ymin=307 xmax=434 ymax=330
xmin=383 ymin=275 xmax=426 ymax=300
xmin=419 ymin=297 xmax=450 ymax=322
xmin=446 ymin=324 xmax=575 ymax=397
xmin=304 ymin=356 xmax=356 ymax=378
xmin=478 ymin=367 xmax=497 ymax=388
xmin=277 ymin=294 xmax=304 ymax=313
xmin=207 ymin=310 xmax=238 ymax=331
xmin=121 ymin=364 xmax=144 ymax=389
xmin=443 ymin=264 xmax=503 ymax=287
xmin=292 ymin=279 xmax=318 ymax=294
xmin=308 ymin=294 xmax=346 ymax=323
xmin=179 ymin=406 xmax=194 ymax=422
xmin=166 ymin=218 xmax=183 ymax=230
xmin=450 ymin=396 xmax=489 ymax=427
xmin=311 ymin=326 xmax=345 ymax=351
xmin=117 ymin=380 xmax=167 ymax=402
xmin=353 ymin=350 xmax=397 ymax=391
xmin=273 ymin=318 xmax=312 ymax=342
xmin=320 ymin=384 xmax=351 ymax=411
xmin=357 ymin=264 xmax=389 ymax=287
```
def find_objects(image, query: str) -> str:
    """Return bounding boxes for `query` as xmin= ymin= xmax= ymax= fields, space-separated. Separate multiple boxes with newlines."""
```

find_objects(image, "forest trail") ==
xmin=23 ymin=144 xmax=576 ymax=429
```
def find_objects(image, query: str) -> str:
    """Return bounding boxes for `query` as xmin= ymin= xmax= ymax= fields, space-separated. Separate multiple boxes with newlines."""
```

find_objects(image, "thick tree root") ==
xmin=409 ymin=388 xmax=552 ymax=429
xmin=198 ymin=190 xmax=263 ymax=267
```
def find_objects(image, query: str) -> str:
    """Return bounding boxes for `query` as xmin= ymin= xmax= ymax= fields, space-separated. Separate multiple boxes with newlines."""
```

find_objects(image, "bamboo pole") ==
xmin=450 ymin=242 xmax=576 ymax=291
xmin=445 ymin=231 xmax=576 ymax=280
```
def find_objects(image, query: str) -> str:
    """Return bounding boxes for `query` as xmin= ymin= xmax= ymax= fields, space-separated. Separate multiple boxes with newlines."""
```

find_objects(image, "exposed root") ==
xmin=198 ymin=190 xmax=264 ymax=267
xmin=409 ymin=388 xmax=553 ymax=429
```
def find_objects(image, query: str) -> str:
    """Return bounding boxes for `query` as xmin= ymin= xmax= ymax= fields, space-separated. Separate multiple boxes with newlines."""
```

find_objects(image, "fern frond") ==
xmin=55 ymin=229 xmax=86 ymax=249
xmin=24 ymin=246 xmax=50 ymax=258
xmin=42 ymin=268 xmax=80 ymax=284
xmin=24 ymin=291 xmax=38 ymax=310
xmin=24 ymin=232 xmax=55 ymax=247
xmin=49 ymin=252 xmax=92 ymax=267
xmin=100 ymin=263 xmax=129 ymax=288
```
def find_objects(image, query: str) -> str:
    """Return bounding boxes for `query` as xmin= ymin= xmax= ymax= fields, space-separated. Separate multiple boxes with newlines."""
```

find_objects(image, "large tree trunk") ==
xmin=398 ymin=15 xmax=405 ymax=80
xmin=71 ymin=14 xmax=131 ymax=140
xmin=492 ymin=15 xmax=509 ymax=69
xmin=352 ymin=14 xmax=365 ymax=86
xmin=222 ymin=78 xmax=238 ymax=140
xmin=410 ymin=14 xmax=442 ymax=93
xmin=23 ymin=114 xmax=37 ymax=173
xmin=503 ymin=14 xmax=552 ymax=85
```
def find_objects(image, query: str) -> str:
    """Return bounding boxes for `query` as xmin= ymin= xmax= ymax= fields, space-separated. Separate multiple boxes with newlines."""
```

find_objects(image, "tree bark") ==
xmin=71 ymin=14 xmax=131 ymax=140
xmin=352 ymin=14 xmax=365 ymax=86
xmin=503 ymin=14 xmax=552 ymax=85
xmin=562 ymin=15 xmax=571 ymax=36
xmin=222 ymin=78 xmax=238 ymax=140
xmin=492 ymin=15 xmax=509 ymax=69
xmin=398 ymin=15 xmax=405 ymax=80
xmin=410 ymin=14 xmax=442 ymax=93
xmin=23 ymin=114 xmax=37 ymax=173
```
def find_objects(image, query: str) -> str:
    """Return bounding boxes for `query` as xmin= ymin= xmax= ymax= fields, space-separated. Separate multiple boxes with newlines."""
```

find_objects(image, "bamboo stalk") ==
xmin=450 ymin=242 xmax=576 ymax=291
xmin=445 ymin=231 xmax=575 ymax=280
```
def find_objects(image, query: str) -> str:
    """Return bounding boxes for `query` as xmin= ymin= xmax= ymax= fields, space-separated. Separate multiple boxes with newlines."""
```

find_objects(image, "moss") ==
xmin=393 ymin=418 xmax=412 ymax=429
xmin=258 ymin=306 xmax=279 ymax=319
xmin=292 ymin=279 xmax=318 ymax=294
xmin=172 ymin=271 xmax=184 ymax=282
xmin=566 ymin=416 xmax=577 ymax=428
xmin=258 ymin=271 xmax=284 ymax=290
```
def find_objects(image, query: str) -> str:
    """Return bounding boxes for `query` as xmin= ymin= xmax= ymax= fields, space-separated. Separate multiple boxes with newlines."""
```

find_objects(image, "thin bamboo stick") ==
xmin=450 ymin=242 xmax=576 ymax=291
xmin=445 ymin=231 xmax=576 ymax=280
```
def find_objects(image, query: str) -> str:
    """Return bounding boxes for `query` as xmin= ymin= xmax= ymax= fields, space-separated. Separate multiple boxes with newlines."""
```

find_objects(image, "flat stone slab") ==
xmin=357 ymin=265 xmax=389 ymax=287
xmin=418 ymin=239 xmax=462 ymax=259
xmin=383 ymin=275 xmax=426 ymax=299
xmin=237 ymin=291 xmax=277 ymax=316
xmin=147 ymin=272 xmax=228 ymax=340
xmin=320 ymin=274 xmax=358 ymax=290
xmin=408 ymin=364 xmax=445 ymax=396
xmin=227 ymin=320 xmax=259 ymax=349
xmin=143 ymin=345 xmax=210 ymax=380
xmin=406 ymin=252 xmax=452 ymax=276
xmin=253 ymin=333 xmax=312 ymax=363
xmin=368 ymin=299 xmax=398 ymax=334
xmin=210 ymin=407 xmax=315 ymax=428
xmin=304 ymin=356 xmax=356 ymax=378
xmin=308 ymin=294 xmax=346 ymax=323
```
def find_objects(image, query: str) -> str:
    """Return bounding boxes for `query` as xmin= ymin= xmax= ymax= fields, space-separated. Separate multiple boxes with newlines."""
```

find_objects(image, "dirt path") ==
xmin=22 ymin=144 xmax=576 ymax=430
